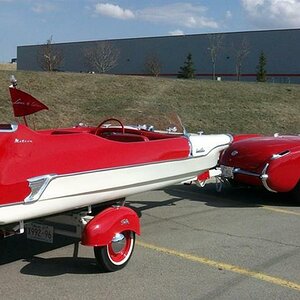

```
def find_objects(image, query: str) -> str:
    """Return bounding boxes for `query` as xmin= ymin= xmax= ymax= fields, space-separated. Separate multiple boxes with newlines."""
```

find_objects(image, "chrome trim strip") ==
xmin=0 ymin=123 xmax=18 ymax=133
xmin=260 ymin=163 xmax=277 ymax=193
xmin=24 ymin=174 xmax=57 ymax=203
xmin=233 ymin=168 xmax=261 ymax=177
xmin=271 ymin=150 xmax=290 ymax=160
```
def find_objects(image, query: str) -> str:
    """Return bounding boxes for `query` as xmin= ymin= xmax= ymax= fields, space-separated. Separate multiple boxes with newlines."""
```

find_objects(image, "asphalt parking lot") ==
xmin=0 ymin=182 xmax=299 ymax=300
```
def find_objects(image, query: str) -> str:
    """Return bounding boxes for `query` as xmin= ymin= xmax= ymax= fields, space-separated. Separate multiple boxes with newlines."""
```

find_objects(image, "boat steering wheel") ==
xmin=95 ymin=118 xmax=125 ymax=135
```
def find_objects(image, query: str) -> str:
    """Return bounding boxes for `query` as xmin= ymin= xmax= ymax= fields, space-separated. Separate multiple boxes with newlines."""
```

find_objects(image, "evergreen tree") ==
xmin=256 ymin=51 xmax=267 ymax=82
xmin=177 ymin=53 xmax=196 ymax=79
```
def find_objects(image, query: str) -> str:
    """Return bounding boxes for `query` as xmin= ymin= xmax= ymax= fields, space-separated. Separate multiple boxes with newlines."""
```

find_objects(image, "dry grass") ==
xmin=0 ymin=70 xmax=299 ymax=134
xmin=0 ymin=64 xmax=17 ymax=71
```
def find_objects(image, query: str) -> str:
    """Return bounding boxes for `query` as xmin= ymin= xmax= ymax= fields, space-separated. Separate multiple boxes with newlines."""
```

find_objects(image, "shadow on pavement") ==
xmin=0 ymin=233 xmax=104 ymax=276
xmin=20 ymin=256 xmax=100 ymax=276
xmin=128 ymin=182 xmax=299 ymax=214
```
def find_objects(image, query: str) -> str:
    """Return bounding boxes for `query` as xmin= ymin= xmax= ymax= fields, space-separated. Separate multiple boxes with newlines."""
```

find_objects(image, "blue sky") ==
xmin=1 ymin=0 xmax=300 ymax=62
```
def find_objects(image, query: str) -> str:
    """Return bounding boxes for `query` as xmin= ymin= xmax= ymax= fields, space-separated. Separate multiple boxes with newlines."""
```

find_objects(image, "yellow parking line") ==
xmin=137 ymin=240 xmax=300 ymax=291
xmin=262 ymin=206 xmax=300 ymax=216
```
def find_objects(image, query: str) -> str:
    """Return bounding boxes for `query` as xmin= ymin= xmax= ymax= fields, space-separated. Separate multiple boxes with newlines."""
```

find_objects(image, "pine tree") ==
xmin=256 ymin=51 xmax=267 ymax=82
xmin=177 ymin=53 xmax=196 ymax=79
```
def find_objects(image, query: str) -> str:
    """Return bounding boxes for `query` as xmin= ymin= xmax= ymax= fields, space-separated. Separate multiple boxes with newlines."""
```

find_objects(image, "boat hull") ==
xmin=0 ymin=144 xmax=226 ymax=225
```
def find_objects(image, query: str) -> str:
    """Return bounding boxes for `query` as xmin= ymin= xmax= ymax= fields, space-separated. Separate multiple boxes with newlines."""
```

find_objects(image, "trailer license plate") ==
xmin=26 ymin=223 xmax=54 ymax=243
xmin=221 ymin=165 xmax=234 ymax=178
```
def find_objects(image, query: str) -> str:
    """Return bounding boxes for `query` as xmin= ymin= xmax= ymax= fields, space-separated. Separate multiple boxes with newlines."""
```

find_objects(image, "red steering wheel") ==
xmin=95 ymin=118 xmax=125 ymax=135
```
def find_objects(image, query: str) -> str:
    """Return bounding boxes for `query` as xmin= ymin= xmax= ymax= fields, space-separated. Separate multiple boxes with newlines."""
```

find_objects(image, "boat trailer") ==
xmin=0 ymin=200 xmax=140 ymax=272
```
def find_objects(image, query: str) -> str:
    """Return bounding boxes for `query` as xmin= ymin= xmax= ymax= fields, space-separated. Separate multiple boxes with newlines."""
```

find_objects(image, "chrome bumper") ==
xmin=221 ymin=164 xmax=277 ymax=193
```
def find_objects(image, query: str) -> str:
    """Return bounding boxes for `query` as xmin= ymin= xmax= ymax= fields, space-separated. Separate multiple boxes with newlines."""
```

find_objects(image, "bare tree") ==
xmin=37 ymin=36 xmax=64 ymax=71
xmin=207 ymin=34 xmax=224 ymax=80
xmin=144 ymin=53 xmax=162 ymax=77
xmin=84 ymin=42 xmax=120 ymax=73
xmin=234 ymin=38 xmax=250 ymax=81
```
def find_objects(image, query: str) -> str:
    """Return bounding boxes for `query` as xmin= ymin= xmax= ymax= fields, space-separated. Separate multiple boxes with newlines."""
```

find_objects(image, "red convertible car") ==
xmin=219 ymin=133 xmax=300 ymax=202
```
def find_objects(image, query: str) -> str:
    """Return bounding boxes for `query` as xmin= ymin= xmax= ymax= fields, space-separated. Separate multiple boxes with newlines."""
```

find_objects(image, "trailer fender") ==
xmin=81 ymin=206 xmax=140 ymax=247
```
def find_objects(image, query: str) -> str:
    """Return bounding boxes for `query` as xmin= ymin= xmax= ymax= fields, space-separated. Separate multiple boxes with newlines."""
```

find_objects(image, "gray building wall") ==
xmin=17 ymin=29 xmax=300 ymax=83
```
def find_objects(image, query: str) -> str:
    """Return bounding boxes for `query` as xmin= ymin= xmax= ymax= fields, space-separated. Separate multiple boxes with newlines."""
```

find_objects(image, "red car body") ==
xmin=219 ymin=134 xmax=300 ymax=200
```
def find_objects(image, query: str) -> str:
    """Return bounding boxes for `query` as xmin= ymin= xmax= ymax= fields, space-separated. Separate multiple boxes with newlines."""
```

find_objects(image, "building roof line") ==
xmin=18 ymin=28 xmax=300 ymax=49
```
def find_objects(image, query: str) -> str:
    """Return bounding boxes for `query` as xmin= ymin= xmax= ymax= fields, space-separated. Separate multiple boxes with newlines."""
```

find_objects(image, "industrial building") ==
xmin=17 ymin=28 xmax=300 ymax=83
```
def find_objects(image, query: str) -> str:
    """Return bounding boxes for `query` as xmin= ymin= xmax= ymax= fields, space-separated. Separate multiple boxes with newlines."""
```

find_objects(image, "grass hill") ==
xmin=0 ymin=63 xmax=17 ymax=71
xmin=0 ymin=70 xmax=299 ymax=134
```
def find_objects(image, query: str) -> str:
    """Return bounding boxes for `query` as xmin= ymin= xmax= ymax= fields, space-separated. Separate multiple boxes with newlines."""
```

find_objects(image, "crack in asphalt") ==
xmin=142 ymin=212 xmax=300 ymax=249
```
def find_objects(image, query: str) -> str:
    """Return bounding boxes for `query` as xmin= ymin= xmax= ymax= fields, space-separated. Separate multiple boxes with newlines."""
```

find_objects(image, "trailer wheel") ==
xmin=94 ymin=230 xmax=135 ymax=272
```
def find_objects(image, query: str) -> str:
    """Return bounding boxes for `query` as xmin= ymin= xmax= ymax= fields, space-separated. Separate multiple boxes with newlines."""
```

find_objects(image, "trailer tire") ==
xmin=94 ymin=230 xmax=135 ymax=272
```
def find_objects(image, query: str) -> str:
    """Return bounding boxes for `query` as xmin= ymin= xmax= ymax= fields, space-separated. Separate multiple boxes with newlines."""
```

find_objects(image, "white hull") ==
xmin=0 ymin=135 xmax=230 ymax=225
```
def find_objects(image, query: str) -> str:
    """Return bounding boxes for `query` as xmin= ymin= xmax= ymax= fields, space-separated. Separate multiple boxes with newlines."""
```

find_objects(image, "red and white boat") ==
xmin=0 ymin=77 xmax=232 ymax=271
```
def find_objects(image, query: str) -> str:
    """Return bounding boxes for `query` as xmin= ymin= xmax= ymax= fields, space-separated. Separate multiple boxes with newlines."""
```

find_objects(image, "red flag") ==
xmin=9 ymin=87 xmax=48 ymax=117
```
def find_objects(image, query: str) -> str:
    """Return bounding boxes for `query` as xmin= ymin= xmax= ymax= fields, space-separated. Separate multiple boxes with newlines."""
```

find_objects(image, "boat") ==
xmin=0 ymin=76 xmax=232 ymax=271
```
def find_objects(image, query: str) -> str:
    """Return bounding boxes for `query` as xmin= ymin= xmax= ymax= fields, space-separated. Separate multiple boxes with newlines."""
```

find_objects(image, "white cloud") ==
xmin=242 ymin=0 xmax=300 ymax=27
xmin=93 ymin=2 xmax=218 ymax=29
xmin=32 ymin=3 xmax=56 ymax=13
xmin=225 ymin=10 xmax=232 ymax=19
xmin=94 ymin=3 xmax=135 ymax=20
xmin=137 ymin=3 xmax=218 ymax=29
xmin=169 ymin=29 xmax=185 ymax=36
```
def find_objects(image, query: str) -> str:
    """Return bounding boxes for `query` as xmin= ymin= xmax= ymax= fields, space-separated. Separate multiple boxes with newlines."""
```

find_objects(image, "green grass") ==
xmin=0 ymin=70 xmax=299 ymax=134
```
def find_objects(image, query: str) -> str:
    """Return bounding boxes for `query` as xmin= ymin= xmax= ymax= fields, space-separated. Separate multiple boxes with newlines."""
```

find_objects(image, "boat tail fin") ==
xmin=9 ymin=86 xmax=48 ymax=117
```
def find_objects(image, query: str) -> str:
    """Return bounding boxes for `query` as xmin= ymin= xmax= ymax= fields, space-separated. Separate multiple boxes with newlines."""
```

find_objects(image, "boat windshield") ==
xmin=109 ymin=112 xmax=187 ymax=135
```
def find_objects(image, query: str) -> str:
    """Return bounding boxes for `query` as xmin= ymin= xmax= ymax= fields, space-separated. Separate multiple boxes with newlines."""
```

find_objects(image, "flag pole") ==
xmin=23 ymin=116 xmax=28 ymax=127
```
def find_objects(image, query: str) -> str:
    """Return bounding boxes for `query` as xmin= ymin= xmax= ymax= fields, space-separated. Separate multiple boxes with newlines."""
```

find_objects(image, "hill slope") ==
xmin=0 ymin=70 xmax=299 ymax=134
